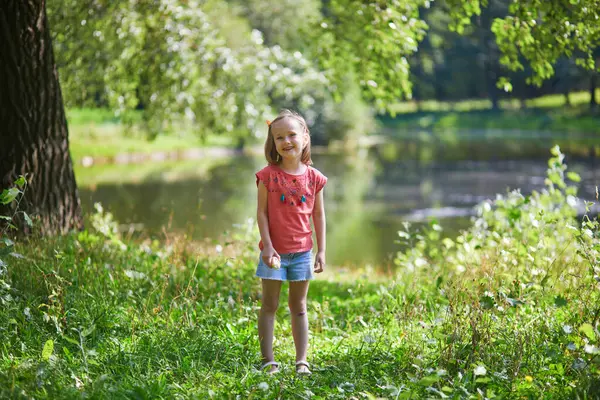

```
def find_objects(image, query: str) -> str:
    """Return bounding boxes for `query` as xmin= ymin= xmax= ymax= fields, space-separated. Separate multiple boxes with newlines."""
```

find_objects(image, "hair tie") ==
xmin=266 ymin=119 xmax=271 ymax=126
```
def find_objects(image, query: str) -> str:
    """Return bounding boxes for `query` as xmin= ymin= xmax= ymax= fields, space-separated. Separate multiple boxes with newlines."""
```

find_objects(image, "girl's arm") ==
xmin=257 ymin=181 xmax=279 ymax=265
xmin=312 ymin=189 xmax=326 ymax=273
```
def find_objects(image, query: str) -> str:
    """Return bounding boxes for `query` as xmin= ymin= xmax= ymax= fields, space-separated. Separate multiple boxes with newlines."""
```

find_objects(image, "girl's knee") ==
xmin=288 ymin=301 xmax=307 ymax=316
xmin=262 ymin=300 xmax=279 ymax=314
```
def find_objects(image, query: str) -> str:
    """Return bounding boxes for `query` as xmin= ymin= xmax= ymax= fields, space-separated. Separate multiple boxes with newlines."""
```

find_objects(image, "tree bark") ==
xmin=0 ymin=0 xmax=82 ymax=234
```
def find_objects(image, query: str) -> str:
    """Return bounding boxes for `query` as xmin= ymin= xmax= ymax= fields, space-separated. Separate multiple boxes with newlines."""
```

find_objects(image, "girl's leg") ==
xmin=288 ymin=280 xmax=310 ymax=364
xmin=258 ymin=279 xmax=282 ymax=370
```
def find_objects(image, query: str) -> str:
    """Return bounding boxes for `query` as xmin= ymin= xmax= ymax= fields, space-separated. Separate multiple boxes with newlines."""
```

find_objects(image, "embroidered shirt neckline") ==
xmin=275 ymin=164 xmax=309 ymax=177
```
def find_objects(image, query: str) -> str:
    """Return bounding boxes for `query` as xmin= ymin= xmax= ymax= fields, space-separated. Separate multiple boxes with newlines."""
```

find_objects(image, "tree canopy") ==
xmin=47 ymin=0 xmax=429 ymax=139
xmin=446 ymin=0 xmax=600 ymax=89
xmin=47 ymin=0 xmax=600 ymax=140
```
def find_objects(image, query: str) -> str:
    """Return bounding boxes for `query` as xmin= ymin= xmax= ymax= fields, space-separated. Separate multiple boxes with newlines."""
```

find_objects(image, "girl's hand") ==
xmin=262 ymin=246 xmax=280 ymax=269
xmin=314 ymin=251 xmax=325 ymax=273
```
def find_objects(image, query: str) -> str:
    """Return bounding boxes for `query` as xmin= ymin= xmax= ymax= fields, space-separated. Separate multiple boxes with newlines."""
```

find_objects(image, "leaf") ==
xmin=14 ymin=176 xmax=26 ymax=188
xmin=81 ymin=325 xmax=95 ymax=337
xmin=22 ymin=212 xmax=32 ymax=227
xmin=62 ymin=336 xmax=80 ymax=346
xmin=42 ymin=339 xmax=54 ymax=361
xmin=0 ymin=215 xmax=12 ymax=221
xmin=567 ymin=172 xmax=581 ymax=182
xmin=0 ymin=188 xmax=20 ymax=205
xmin=418 ymin=375 xmax=440 ymax=386
xmin=579 ymin=323 xmax=596 ymax=340
xmin=496 ymin=77 xmax=513 ymax=92
xmin=554 ymin=295 xmax=568 ymax=307
xmin=480 ymin=295 xmax=495 ymax=309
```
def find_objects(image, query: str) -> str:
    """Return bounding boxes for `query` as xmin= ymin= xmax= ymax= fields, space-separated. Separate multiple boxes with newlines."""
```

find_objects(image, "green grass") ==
xmin=383 ymin=90 xmax=600 ymax=136
xmin=1 ymin=147 xmax=600 ymax=398
xmin=389 ymin=90 xmax=600 ymax=114
xmin=67 ymin=108 xmax=237 ymax=162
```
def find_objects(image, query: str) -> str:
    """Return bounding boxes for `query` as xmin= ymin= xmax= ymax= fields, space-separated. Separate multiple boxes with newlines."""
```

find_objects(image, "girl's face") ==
xmin=271 ymin=117 xmax=308 ymax=162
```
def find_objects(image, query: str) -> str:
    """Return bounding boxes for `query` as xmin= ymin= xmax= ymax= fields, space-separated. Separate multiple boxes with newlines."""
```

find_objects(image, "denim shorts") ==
xmin=255 ymin=250 xmax=313 ymax=281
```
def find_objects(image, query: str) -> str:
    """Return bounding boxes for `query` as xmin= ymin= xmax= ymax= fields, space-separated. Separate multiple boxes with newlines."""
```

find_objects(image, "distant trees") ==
xmin=410 ymin=0 xmax=599 ymax=108
xmin=445 ymin=0 xmax=600 ymax=109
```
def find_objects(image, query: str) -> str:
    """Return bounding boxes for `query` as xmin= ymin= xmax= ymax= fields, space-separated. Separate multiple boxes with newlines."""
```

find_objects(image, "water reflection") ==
xmin=76 ymin=138 xmax=600 ymax=268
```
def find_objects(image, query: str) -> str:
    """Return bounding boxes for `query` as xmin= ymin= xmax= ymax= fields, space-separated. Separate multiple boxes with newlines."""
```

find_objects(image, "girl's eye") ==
xmin=290 ymin=133 xmax=297 ymax=137
xmin=276 ymin=137 xmax=283 ymax=140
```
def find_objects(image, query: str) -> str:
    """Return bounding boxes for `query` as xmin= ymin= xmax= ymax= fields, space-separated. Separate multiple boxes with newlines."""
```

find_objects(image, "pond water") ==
xmin=75 ymin=138 xmax=600 ymax=269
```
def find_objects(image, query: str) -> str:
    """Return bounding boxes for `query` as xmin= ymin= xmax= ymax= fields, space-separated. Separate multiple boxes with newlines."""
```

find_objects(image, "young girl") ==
xmin=255 ymin=109 xmax=327 ymax=375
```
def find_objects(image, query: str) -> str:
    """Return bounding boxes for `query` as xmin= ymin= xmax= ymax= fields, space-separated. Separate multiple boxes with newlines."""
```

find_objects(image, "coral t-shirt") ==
xmin=256 ymin=164 xmax=327 ymax=254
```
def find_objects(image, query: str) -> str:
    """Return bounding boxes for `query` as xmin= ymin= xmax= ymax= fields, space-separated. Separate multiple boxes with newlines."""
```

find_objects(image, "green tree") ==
xmin=446 ymin=0 xmax=600 ymax=102
xmin=48 ymin=0 xmax=329 ymax=140
xmin=232 ymin=0 xmax=322 ymax=50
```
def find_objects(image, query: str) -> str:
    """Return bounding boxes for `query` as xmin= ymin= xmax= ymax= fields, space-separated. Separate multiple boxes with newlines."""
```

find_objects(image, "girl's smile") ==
xmin=271 ymin=118 xmax=307 ymax=161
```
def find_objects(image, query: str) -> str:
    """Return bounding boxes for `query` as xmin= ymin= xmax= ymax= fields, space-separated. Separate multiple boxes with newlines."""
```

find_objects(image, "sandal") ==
xmin=261 ymin=361 xmax=279 ymax=374
xmin=295 ymin=360 xmax=311 ymax=375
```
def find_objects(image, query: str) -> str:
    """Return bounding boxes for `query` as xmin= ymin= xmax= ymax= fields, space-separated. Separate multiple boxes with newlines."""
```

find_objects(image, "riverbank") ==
xmin=1 ymin=148 xmax=599 ymax=398
xmin=67 ymin=91 xmax=600 ymax=166
xmin=382 ymin=90 xmax=600 ymax=135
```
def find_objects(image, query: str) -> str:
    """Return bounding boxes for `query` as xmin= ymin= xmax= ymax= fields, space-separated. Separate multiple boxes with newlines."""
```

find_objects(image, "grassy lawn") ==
xmin=67 ymin=108 xmax=237 ymax=162
xmin=382 ymin=90 xmax=600 ymax=136
xmin=1 ymin=148 xmax=599 ymax=398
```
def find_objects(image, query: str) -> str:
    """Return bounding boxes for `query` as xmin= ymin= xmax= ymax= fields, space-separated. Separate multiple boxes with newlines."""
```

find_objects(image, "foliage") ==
xmin=47 ymin=0 xmax=431 ymax=142
xmin=321 ymin=75 xmax=376 ymax=145
xmin=233 ymin=0 xmax=322 ymax=50
xmin=0 ymin=177 xmax=31 ymax=236
xmin=394 ymin=145 xmax=600 ymax=396
xmin=0 ymin=177 xmax=28 ymax=326
xmin=2 ymin=149 xmax=600 ymax=398
xmin=445 ymin=0 xmax=600 ymax=87
xmin=48 ymin=0 xmax=329 ymax=140
xmin=316 ymin=0 xmax=428 ymax=111
xmin=47 ymin=0 xmax=600 ymax=144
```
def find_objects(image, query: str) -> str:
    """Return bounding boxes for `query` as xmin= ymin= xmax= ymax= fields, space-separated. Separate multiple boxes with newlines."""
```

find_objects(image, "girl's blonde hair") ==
xmin=264 ymin=109 xmax=312 ymax=166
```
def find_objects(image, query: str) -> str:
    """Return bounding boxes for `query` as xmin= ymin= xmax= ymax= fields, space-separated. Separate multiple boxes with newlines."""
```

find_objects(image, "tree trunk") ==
xmin=564 ymin=91 xmax=571 ymax=107
xmin=0 ymin=0 xmax=83 ymax=234
xmin=591 ymin=73 xmax=598 ymax=110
